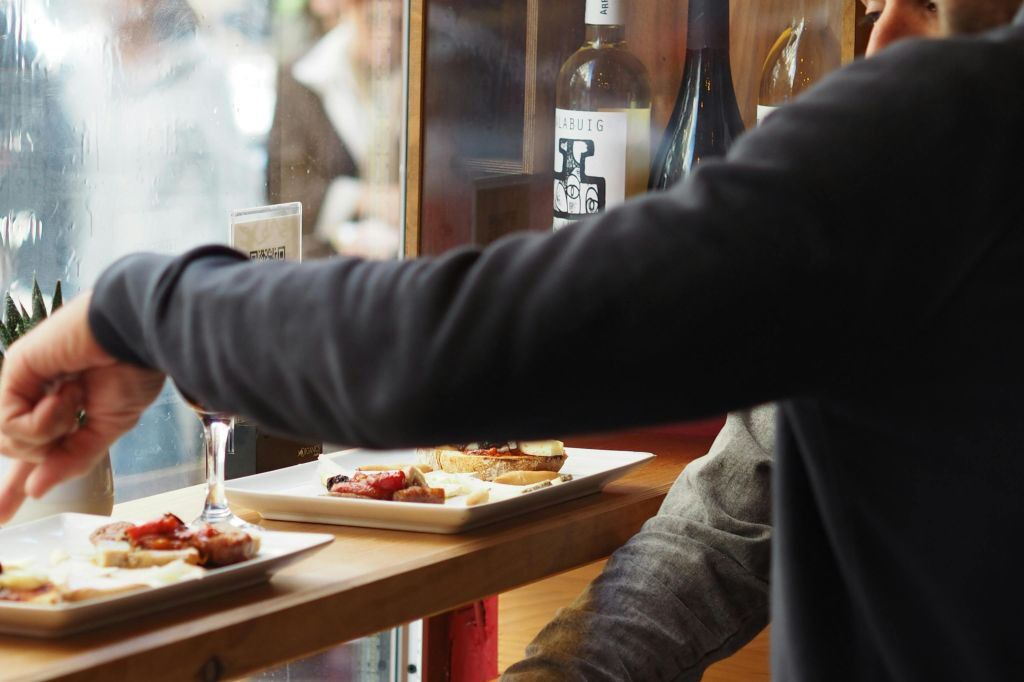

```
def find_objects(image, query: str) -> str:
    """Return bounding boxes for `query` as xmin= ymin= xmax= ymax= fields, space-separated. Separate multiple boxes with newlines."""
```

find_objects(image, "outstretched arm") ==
xmin=0 ymin=38 xmax=980 ymax=516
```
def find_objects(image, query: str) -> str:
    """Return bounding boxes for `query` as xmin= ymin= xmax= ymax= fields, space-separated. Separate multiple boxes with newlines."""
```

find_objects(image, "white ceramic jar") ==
xmin=0 ymin=453 xmax=114 ymax=526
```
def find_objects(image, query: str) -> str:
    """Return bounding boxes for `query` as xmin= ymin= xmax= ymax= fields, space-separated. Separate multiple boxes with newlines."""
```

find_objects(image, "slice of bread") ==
xmin=93 ymin=541 xmax=201 ymax=569
xmin=416 ymin=448 xmax=443 ymax=471
xmin=417 ymin=447 xmax=567 ymax=480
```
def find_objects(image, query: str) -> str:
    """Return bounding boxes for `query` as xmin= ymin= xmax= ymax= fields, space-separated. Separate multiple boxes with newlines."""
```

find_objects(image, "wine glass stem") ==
xmin=201 ymin=416 xmax=232 ymax=523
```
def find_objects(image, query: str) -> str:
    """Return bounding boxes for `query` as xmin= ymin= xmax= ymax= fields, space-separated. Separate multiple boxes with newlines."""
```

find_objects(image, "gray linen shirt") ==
xmin=502 ymin=404 xmax=775 ymax=681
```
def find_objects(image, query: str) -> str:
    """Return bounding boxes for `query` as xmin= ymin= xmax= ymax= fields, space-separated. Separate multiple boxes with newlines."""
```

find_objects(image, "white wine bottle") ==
xmin=648 ymin=0 xmax=744 ymax=191
xmin=553 ymin=0 xmax=651 ymax=229
xmin=757 ymin=0 xmax=840 ymax=125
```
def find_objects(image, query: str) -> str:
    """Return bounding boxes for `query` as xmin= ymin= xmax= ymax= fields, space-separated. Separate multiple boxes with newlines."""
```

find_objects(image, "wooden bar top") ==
xmin=1 ymin=428 xmax=715 ymax=682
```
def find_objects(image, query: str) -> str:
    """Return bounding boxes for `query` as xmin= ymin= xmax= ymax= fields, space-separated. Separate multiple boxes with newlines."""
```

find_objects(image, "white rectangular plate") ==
xmin=225 ymin=447 xmax=654 ymax=534
xmin=0 ymin=513 xmax=333 ymax=638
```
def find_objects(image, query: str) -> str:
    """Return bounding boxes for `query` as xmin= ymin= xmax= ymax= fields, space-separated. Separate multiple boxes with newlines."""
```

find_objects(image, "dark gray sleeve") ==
xmin=501 ymin=405 xmax=774 ymax=682
xmin=88 ymin=38 xmax=978 ymax=447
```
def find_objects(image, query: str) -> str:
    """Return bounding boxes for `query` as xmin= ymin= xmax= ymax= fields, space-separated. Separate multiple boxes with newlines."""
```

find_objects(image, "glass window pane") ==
xmin=1 ymin=0 xmax=406 ymax=500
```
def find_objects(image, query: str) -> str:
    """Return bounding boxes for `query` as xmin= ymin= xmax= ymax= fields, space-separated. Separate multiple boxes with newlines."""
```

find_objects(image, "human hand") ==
xmin=0 ymin=292 xmax=165 ymax=523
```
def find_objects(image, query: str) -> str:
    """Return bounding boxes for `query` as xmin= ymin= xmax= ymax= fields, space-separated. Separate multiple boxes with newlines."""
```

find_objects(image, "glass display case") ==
xmin=405 ymin=0 xmax=861 ymax=258
xmin=1 ymin=0 xmax=405 ymax=498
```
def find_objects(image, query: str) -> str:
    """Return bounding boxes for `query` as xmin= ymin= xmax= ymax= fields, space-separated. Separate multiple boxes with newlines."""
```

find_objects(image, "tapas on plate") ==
xmin=0 ymin=513 xmax=261 ymax=606
xmin=318 ymin=440 xmax=574 ymax=508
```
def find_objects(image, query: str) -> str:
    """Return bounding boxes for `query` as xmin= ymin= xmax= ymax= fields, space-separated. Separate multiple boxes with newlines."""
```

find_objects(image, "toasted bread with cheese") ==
xmin=89 ymin=515 xmax=259 ymax=569
xmin=0 ymin=569 xmax=61 ymax=605
xmin=416 ymin=440 xmax=566 ymax=480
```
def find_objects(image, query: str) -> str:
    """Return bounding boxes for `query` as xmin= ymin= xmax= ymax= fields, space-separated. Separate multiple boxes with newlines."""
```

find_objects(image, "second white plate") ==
xmin=226 ymin=447 xmax=654 ymax=534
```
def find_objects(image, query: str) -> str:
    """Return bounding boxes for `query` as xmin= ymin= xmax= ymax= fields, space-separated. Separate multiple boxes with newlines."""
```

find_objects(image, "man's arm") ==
xmin=79 ymin=38 xmax=1006 ymax=450
xmin=2 ymin=35 xmax=1007 ymax=484
xmin=502 ymin=405 xmax=774 ymax=682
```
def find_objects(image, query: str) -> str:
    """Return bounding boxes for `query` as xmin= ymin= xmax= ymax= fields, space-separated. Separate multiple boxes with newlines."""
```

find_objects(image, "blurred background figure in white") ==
xmin=267 ymin=0 xmax=403 ymax=260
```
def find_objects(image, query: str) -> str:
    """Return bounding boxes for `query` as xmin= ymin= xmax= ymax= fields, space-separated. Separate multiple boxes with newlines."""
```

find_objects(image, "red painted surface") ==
xmin=450 ymin=597 xmax=499 ymax=681
xmin=424 ymin=597 xmax=499 ymax=682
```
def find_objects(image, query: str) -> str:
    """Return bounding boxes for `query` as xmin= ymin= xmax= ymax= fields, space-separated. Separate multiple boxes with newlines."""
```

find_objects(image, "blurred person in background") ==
xmin=64 ymin=0 xmax=260 ymax=283
xmin=267 ymin=0 xmax=403 ymax=260
xmin=58 ymin=0 xmax=262 ymax=496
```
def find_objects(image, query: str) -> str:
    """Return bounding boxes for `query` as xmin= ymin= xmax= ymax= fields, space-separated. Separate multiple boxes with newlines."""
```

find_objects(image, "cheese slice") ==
xmin=0 ymin=568 xmax=51 ymax=591
xmin=519 ymin=440 xmax=564 ymax=457
xmin=423 ymin=471 xmax=485 ymax=498
xmin=317 ymin=455 xmax=350 ymax=489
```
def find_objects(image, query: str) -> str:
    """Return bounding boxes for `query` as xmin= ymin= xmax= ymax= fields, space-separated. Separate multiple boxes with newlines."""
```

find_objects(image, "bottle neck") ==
xmin=791 ymin=0 xmax=811 ymax=24
xmin=585 ymin=0 xmax=625 ymax=43
xmin=686 ymin=0 xmax=730 ymax=50
xmin=585 ymin=24 xmax=626 ymax=45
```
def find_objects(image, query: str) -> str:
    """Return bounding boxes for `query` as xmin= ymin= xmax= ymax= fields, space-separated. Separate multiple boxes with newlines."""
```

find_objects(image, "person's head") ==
xmin=307 ymin=0 xmax=347 ymax=33
xmin=937 ymin=0 xmax=1021 ymax=34
xmin=110 ymin=0 xmax=198 ymax=51
xmin=861 ymin=0 xmax=942 ymax=56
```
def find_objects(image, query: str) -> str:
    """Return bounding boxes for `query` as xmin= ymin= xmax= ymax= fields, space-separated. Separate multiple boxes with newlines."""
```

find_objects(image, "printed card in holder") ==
xmin=230 ymin=202 xmax=302 ymax=262
xmin=227 ymin=201 xmax=323 ymax=477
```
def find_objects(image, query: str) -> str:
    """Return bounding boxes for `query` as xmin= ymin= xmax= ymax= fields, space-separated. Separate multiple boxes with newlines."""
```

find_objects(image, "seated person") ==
xmin=502 ymin=1 xmax=940 ymax=679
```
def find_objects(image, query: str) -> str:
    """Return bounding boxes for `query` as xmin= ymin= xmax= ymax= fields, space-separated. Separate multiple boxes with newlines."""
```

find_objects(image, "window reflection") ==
xmin=0 ymin=0 xmax=405 ymax=499
xmin=65 ymin=0 xmax=263 ymax=284
xmin=268 ymin=0 xmax=403 ymax=260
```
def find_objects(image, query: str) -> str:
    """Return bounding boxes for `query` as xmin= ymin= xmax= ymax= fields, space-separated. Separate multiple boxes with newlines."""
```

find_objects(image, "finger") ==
xmin=24 ymin=428 xmax=115 ymax=499
xmin=0 ymin=432 xmax=47 ymax=464
xmin=0 ymin=294 xmax=111 ymax=422
xmin=1 ymin=381 xmax=84 ymax=447
xmin=26 ymin=453 xmax=97 ymax=500
xmin=0 ymin=459 xmax=34 ymax=524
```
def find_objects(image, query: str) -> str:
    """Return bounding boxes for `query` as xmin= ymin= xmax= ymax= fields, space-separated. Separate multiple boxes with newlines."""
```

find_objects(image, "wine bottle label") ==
xmin=553 ymin=108 xmax=630 ymax=229
xmin=756 ymin=105 xmax=778 ymax=126
xmin=585 ymin=0 xmax=624 ymax=26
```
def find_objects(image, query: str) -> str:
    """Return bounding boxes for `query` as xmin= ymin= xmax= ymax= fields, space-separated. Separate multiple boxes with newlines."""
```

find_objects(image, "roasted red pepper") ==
xmin=329 ymin=471 xmax=407 ymax=500
xmin=125 ymin=513 xmax=186 ymax=543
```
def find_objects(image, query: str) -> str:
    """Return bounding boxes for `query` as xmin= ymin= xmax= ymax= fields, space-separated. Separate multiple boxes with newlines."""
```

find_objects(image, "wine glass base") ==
xmin=191 ymin=510 xmax=261 ymax=532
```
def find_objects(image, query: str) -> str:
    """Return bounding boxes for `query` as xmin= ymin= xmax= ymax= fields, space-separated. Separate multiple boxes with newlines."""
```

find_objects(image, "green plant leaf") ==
xmin=17 ymin=302 xmax=30 ymax=335
xmin=5 ymin=294 xmax=22 ymax=341
xmin=0 ymin=324 xmax=11 ymax=349
xmin=52 ymin=281 xmax=63 ymax=312
xmin=31 ymin=277 xmax=47 ymax=325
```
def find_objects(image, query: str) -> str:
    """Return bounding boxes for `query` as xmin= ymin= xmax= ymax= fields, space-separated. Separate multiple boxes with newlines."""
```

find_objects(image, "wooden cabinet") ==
xmin=404 ymin=0 xmax=866 ymax=257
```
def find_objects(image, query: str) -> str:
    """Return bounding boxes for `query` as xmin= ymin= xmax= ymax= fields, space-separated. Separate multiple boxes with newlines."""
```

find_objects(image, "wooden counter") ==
xmin=1 ymin=428 xmax=715 ymax=682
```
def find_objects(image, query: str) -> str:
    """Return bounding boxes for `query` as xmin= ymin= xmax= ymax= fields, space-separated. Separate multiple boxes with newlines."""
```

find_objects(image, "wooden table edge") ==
xmin=5 ymin=430 xmax=714 ymax=682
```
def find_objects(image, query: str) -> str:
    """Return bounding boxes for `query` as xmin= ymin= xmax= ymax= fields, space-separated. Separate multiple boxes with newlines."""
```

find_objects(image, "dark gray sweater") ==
xmin=90 ymin=15 xmax=1024 ymax=680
